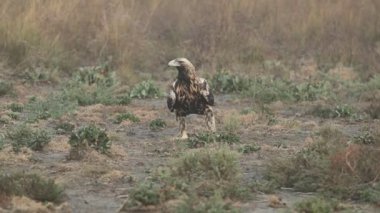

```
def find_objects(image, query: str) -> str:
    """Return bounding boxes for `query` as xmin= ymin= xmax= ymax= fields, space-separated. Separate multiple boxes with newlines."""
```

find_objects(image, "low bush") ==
xmin=129 ymin=183 xmax=161 ymax=206
xmin=294 ymin=197 xmax=338 ymax=213
xmin=129 ymin=80 xmax=162 ymax=99
xmin=24 ymin=94 xmax=77 ymax=122
xmin=54 ymin=122 xmax=75 ymax=135
xmin=125 ymin=147 xmax=248 ymax=211
xmin=262 ymin=125 xmax=380 ymax=203
xmin=0 ymin=173 xmax=63 ymax=203
xmin=0 ymin=81 xmax=13 ymax=97
xmin=114 ymin=113 xmax=140 ymax=124
xmin=187 ymin=132 xmax=240 ymax=148
xmin=8 ymin=103 xmax=24 ymax=112
xmin=309 ymin=104 xmax=356 ymax=119
xmin=211 ymin=71 xmax=251 ymax=93
xmin=6 ymin=125 xmax=51 ymax=152
xmin=62 ymin=63 xmax=131 ymax=106
xmin=0 ymin=135 xmax=5 ymax=150
xmin=238 ymin=144 xmax=261 ymax=154
xmin=68 ymin=124 xmax=111 ymax=159
xmin=149 ymin=119 xmax=167 ymax=131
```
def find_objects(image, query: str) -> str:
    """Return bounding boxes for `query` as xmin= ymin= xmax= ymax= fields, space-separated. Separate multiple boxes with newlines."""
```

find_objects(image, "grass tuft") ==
xmin=0 ymin=173 xmax=63 ymax=203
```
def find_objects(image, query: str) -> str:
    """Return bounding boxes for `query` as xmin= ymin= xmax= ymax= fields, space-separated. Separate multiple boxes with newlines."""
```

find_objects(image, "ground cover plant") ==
xmin=6 ymin=124 xmax=51 ymax=152
xmin=114 ymin=113 xmax=140 ymax=124
xmin=187 ymin=132 xmax=240 ymax=148
xmin=262 ymin=125 xmax=380 ymax=205
xmin=0 ymin=173 xmax=64 ymax=203
xmin=68 ymin=124 xmax=111 ymax=159
xmin=149 ymin=118 xmax=167 ymax=131
xmin=123 ymin=147 xmax=248 ymax=212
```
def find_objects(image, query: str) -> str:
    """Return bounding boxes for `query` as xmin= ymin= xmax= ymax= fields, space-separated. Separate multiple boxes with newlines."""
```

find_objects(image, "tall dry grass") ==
xmin=0 ymin=0 xmax=379 ymax=82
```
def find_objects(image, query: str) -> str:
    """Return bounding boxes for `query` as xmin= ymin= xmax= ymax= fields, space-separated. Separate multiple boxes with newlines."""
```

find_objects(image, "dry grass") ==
xmin=0 ymin=0 xmax=379 ymax=82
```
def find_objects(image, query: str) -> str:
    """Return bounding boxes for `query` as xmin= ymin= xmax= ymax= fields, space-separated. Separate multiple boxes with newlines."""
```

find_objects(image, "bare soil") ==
xmin=0 ymin=90 xmax=379 ymax=212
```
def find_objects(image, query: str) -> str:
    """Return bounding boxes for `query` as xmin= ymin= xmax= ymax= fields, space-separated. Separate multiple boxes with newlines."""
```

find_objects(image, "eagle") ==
xmin=167 ymin=58 xmax=216 ymax=139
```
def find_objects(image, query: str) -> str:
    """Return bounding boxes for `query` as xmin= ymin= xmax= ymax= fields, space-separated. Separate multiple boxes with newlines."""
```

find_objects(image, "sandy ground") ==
xmin=0 ymin=93 xmax=379 ymax=212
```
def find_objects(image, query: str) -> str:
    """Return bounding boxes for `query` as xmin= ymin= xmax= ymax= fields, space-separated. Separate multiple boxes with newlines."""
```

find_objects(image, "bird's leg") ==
xmin=178 ymin=116 xmax=188 ymax=139
xmin=205 ymin=107 xmax=216 ymax=132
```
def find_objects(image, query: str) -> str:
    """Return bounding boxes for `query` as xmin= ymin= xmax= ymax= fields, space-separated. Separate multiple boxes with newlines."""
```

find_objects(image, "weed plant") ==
xmin=6 ymin=124 xmax=51 ymax=152
xmin=149 ymin=119 xmax=167 ymax=131
xmin=129 ymin=80 xmax=162 ymax=99
xmin=0 ymin=173 xmax=63 ymax=203
xmin=114 ymin=113 xmax=140 ymax=124
xmin=262 ymin=125 xmax=380 ymax=204
xmin=68 ymin=124 xmax=111 ymax=159
xmin=125 ymin=147 xmax=248 ymax=211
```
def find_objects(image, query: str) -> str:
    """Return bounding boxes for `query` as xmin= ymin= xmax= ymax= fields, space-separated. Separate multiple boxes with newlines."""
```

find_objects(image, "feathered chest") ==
xmin=168 ymin=78 xmax=213 ymax=116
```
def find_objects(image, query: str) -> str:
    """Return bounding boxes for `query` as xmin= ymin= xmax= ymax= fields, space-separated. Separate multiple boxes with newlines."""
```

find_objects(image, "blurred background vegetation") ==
xmin=0 ymin=0 xmax=379 ymax=83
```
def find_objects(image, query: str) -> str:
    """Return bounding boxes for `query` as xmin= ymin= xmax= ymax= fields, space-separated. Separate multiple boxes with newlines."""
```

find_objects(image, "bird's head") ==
xmin=168 ymin=58 xmax=196 ymax=81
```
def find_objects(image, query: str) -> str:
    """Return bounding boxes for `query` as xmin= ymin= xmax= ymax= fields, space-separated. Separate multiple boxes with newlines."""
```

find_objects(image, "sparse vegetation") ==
xmin=129 ymin=183 xmax=161 ymax=206
xmin=149 ymin=119 xmax=167 ymax=131
xmin=295 ymin=197 xmax=338 ymax=213
xmin=1 ymin=1 xmax=380 ymax=212
xmin=262 ymin=125 xmax=380 ymax=203
xmin=125 ymin=147 xmax=248 ymax=211
xmin=8 ymin=103 xmax=23 ymax=112
xmin=55 ymin=122 xmax=75 ymax=135
xmin=0 ymin=81 xmax=13 ymax=97
xmin=114 ymin=113 xmax=140 ymax=124
xmin=6 ymin=124 xmax=51 ymax=152
xmin=24 ymin=94 xmax=77 ymax=122
xmin=211 ymin=71 xmax=251 ymax=93
xmin=129 ymin=80 xmax=162 ymax=99
xmin=68 ymin=124 xmax=111 ymax=159
xmin=0 ymin=173 xmax=63 ymax=203
xmin=238 ymin=144 xmax=261 ymax=154
xmin=309 ymin=104 xmax=357 ymax=119
xmin=187 ymin=132 xmax=240 ymax=148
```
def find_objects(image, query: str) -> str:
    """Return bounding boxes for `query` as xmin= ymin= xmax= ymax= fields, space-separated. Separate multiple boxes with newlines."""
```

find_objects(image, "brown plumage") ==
xmin=167 ymin=58 xmax=216 ymax=139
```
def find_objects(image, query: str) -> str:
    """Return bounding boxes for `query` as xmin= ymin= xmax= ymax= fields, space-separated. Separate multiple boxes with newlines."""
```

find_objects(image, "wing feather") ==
xmin=199 ymin=78 xmax=214 ymax=106
xmin=167 ymin=80 xmax=177 ymax=112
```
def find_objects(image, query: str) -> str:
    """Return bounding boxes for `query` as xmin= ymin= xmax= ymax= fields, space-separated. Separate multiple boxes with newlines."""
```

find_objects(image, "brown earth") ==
xmin=0 ymin=90 xmax=379 ymax=212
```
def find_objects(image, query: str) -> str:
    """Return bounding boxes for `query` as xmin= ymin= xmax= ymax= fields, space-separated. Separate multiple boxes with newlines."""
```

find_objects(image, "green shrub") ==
xmin=0 ymin=135 xmax=5 ymax=150
xmin=149 ymin=119 xmax=167 ymax=131
xmin=0 ymin=81 xmax=13 ymax=97
xmin=174 ymin=148 xmax=239 ymax=182
xmin=129 ymin=182 xmax=161 ymax=206
xmin=295 ymin=197 xmax=337 ymax=213
xmin=187 ymin=132 xmax=240 ymax=148
xmin=129 ymin=80 xmax=161 ymax=99
xmin=263 ymin=125 xmax=380 ymax=202
xmin=126 ymin=147 xmax=248 ymax=211
xmin=8 ymin=103 xmax=24 ymax=112
xmin=7 ymin=125 xmax=51 ymax=152
xmin=62 ymin=63 xmax=130 ymax=106
xmin=7 ymin=112 xmax=20 ymax=120
xmin=238 ymin=144 xmax=261 ymax=154
xmin=55 ymin=122 xmax=75 ymax=135
xmin=310 ymin=104 xmax=356 ymax=119
xmin=24 ymin=94 xmax=77 ymax=122
xmin=211 ymin=71 xmax=251 ymax=93
xmin=73 ymin=62 xmax=116 ymax=87
xmin=0 ymin=173 xmax=63 ymax=203
xmin=355 ymin=185 xmax=380 ymax=205
xmin=114 ymin=113 xmax=140 ymax=124
xmin=353 ymin=131 xmax=376 ymax=145
xmin=176 ymin=192 xmax=240 ymax=213
xmin=291 ymin=81 xmax=332 ymax=102
xmin=68 ymin=124 xmax=111 ymax=159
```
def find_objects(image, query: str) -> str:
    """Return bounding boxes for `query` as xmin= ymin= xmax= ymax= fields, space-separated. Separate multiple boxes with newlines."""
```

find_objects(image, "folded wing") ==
xmin=199 ymin=78 xmax=214 ymax=106
xmin=167 ymin=80 xmax=176 ymax=112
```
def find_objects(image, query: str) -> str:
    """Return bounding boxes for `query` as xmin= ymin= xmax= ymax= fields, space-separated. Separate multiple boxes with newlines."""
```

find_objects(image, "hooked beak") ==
xmin=168 ymin=59 xmax=180 ymax=67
